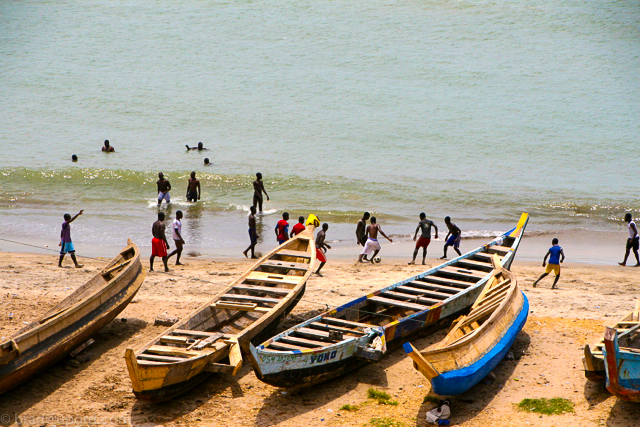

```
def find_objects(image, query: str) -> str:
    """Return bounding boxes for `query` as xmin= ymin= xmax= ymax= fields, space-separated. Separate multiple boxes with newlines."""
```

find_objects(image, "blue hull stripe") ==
xmin=430 ymin=293 xmax=529 ymax=396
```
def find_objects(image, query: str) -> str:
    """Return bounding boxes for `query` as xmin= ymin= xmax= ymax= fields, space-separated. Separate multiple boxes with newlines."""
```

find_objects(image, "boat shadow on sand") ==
xmin=585 ymin=380 xmax=640 ymax=426
xmin=414 ymin=331 xmax=531 ymax=427
xmin=0 ymin=317 xmax=146 ymax=426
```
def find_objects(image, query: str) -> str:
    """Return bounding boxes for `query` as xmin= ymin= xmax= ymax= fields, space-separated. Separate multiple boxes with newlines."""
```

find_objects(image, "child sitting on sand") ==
xmin=533 ymin=238 xmax=565 ymax=289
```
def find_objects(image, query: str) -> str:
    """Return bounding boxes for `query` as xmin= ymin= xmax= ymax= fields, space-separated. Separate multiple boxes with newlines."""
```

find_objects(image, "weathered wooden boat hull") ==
xmin=422 ymin=294 xmax=528 ymax=395
xmin=248 ymin=214 xmax=529 ymax=389
xmin=0 ymin=242 xmax=145 ymax=394
xmin=126 ymin=217 xmax=319 ymax=402
xmin=603 ymin=327 xmax=640 ymax=402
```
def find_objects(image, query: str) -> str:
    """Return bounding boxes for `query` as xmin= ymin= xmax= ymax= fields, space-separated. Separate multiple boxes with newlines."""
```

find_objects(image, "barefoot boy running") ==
xmin=410 ymin=212 xmax=438 ymax=265
xmin=533 ymin=238 xmax=565 ymax=289
xmin=58 ymin=210 xmax=84 ymax=268
xmin=440 ymin=216 xmax=461 ymax=259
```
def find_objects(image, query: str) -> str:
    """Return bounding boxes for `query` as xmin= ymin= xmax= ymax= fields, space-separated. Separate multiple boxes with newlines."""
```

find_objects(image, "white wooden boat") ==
xmin=125 ymin=215 xmax=319 ymax=401
xmin=404 ymin=257 xmax=527 ymax=395
xmin=247 ymin=213 xmax=528 ymax=389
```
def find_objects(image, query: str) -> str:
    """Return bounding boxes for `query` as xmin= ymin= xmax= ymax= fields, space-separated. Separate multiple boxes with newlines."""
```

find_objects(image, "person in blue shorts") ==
xmin=533 ymin=238 xmax=565 ymax=289
xmin=440 ymin=216 xmax=462 ymax=259
xmin=58 ymin=210 xmax=84 ymax=268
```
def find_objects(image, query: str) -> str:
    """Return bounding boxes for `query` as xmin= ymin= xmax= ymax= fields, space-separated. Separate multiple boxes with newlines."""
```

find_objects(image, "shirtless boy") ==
xmin=102 ymin=140 xmax=115 ymax=152
xmin=243 ymin=206 xmax=259 ymax=259
xmin=150 ymin=212 xmax=170 ymax=272
xmin=252 ymin=173 xmax=270 ymax=212
xmin=357 ymin=216 xmax=392 ymax=263
xmin=157 ymin=172 xmax=171 ymax=205
xmin=441 ymin=216 xmax=462 ymax=259
xmin=186 ymin=142 xmax=207 ymax=151
xmin=356 ymin=212 xmax=370 ymax=260
xmin=186 ymin=171 xmax=201 ymax=202
xmin=315 ymin=223 xmax=331 ymax=276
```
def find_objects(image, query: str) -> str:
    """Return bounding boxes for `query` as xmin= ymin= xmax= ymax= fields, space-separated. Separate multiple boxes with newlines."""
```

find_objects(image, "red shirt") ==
xmin=277 ymin=220 xmax=289 ymax=241
xmin=291 ymin=223 xmax=306 ymax=236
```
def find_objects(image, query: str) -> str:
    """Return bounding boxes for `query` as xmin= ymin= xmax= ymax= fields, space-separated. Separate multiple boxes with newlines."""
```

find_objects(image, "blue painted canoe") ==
xmin=603 ymin=316 xmax=640 ymax=402
xmin=404 ymin=262 xmax=528 ymax=396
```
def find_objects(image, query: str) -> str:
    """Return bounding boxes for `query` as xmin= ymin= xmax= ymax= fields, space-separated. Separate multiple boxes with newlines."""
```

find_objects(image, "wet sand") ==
xmin=0 ymin=252 xmax=638 ymax=426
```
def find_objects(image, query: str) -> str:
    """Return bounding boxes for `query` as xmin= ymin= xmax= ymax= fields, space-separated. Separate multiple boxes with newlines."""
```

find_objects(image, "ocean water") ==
xmin=0 ymin=0 xmax=638 ymax=261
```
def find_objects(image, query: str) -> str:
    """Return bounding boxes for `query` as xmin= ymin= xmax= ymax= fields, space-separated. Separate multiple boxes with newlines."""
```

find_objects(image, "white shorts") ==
xmin=158 ymin=192 xmax=170 ymax=203
xmin=361 ymin=238 xmax=381 ymax=255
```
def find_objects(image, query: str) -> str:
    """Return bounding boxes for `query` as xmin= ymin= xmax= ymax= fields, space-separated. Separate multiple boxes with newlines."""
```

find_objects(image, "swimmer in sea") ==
xmin=186 ymin=142 xmax=208 ymax=151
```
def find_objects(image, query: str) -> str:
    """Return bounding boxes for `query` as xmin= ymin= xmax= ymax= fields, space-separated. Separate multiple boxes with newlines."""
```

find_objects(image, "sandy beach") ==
xmin=0 ymin=251 xmax=638 ymax=426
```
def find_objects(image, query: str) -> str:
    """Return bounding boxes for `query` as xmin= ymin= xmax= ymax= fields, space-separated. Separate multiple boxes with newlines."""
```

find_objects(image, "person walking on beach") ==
xmin=356 ymin=212 xmax=371 ymax=260
xmin=291 ymin=216 xmax=306 ymax=237
xmin=253 ymin=173 xmax=270 ymax=213
xmin=533 ymin=238 xmax=565 ymax=289
xmin=619 ymin=213 xmax=640 ymax=267
xmin=102 ymin=140 xmax=115 ymax=152
xmin=357 ymin=216 xmax=392 ymax=263
xmin=58 ymin=210 xmax=84 ymax=268
xmin=440 ymin=216 xmax=462 ymax=259
xmin=150 ymin=212 xmax=170 ymax=272
xmin=410 ymin=213 xmax=438 ymax=265
xmin=275 ymin=212 xmax=289 ymax=245
xmin=315 ymin=223 xmax=331 ymax=276
xmin=167 ymin=210 xmax=185 ymax=266
xmin=243 ymin=206 xmax=259 ymax=259
xmin=157 ymin=172 xmax=171 ymax=205
xmin=186 ymin=171 xmax=201 ymax=202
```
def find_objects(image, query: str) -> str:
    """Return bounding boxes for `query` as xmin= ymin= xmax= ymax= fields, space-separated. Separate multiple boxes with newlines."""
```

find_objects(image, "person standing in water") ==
xmin=533 ymin=238 xmax=565 ymax=289
xmin=58 ymin=210 xmax=84 ymax=268
xmin=315 ymin=223 xmax=331 ymax=276
xmin=410 ymin=212 xmax=438 ymax=265
xmin=356 ymin=212 xmax=371 ymax=260
xmin=357 ymin=216 xmax=392 ymax=263
xmin=102 ymin=140 xmax=115 ymax=152
xmin=167 ymin=210 xmax=185 ymax=266
xmin=252 ymin=173 xmax=270 ymax=213
xmin=619 ymin=213 xmax=640 ymax=267
xmin=186 ymin=171 xmax=201 ymax=202
xmin=290 ymin=216 xmax=306 ymax=237
xmin=275 ymin=212 xmax=289 ymax=244
xmin=157 ymin=172 xmax=171 ymax=205
xmin=150 ymin=212 xmax=170 ymax=272
xmin=243 ymin=206 xmax=258 ymax=259
xmin=440 ymin=216 xmax=462 ymax=259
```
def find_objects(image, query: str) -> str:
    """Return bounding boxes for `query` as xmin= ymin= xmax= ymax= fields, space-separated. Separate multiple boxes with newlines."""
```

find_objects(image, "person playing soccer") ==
xmin=533 ymin=238 xmax=565 ymax=289
xmin=440 ymin=216 xmax=462 ymax=259
xmin=315 ymin=223 xmax=331 ymax=276
xmin=409 ymin=212 xmax=438 ymax=265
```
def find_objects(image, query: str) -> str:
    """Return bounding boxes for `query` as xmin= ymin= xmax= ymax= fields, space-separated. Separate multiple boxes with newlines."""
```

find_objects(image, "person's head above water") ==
xmin=256 ymin=172 xmax=262 ymax=180
xmin=370 ymin=216 xmax=377 ymax=224
xmin=176 ymin=210 xmax=183 ymax=220
xmin=190 ymin=171 xmax=196 ymax=179
xmin=283 ymin=212 xmax=289 ymax=221
xmin=104 ymin=140 xmax=110 ymax=147
xmin=322 ymin=223 xmax=329 ymax=231
xmin=204 ymin=158 xmax=210 ymax=165
xmin=625 ymin=213 xmax=632 ymax=222
xmin=298 ymin=216 xmax=304 ymax=224
xmin=158 ymin=212 xmax=165 ymax=221
xmin=71 ymin=154 xmax=78 ymax=162
xmin=198 ymin=142 xmax=203 ymax=150
xmin=64 ymin=213 xmax=71 ymax=221
xmin=552 ymin=238 xmax=559 ymax=245
xmin=363 ymin=211 xmax=370 ymax=220
xmin=419 ymin=212 xmax=426 ymax=219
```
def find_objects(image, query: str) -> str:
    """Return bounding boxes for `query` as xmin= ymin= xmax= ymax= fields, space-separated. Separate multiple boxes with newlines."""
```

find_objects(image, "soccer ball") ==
xmin=373 ymin=256 xmax=382 ymax=264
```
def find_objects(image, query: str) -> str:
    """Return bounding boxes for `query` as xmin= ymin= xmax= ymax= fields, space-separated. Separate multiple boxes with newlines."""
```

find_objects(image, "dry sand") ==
xmin=0 ymin=252 xmax=639 ymax=426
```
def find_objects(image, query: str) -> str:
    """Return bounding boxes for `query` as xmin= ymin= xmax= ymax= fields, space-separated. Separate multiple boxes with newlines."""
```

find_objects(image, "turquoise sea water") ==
xmin=0 ymin=0 xmax=638 ymax=261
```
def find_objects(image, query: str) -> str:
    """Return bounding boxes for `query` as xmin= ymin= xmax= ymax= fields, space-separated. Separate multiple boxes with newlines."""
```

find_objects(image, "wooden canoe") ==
xmin=603 ymin=319 xmax=640 ymax=402
xmin=403 ymin=256 xmax=527 ymax=395
xmin=247 ymin=213 xmax=529 ymax=389
xmin=0 ymin=240 xmax=145 ymax=394
xmin=125 ymin=215 xmax=320 ymax=402
xmin=583 ymin=300 xmax=640 ymax=382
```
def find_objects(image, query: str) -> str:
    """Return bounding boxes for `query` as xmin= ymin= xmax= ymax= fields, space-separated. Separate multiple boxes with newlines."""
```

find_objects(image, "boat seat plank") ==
xmin=440 ymin=267 xmax=485 ymax=280
xmin=138 ymin=353 xmax=184 ymax=363
xmin=309 ymin=322 xmax=365 ymax=336
xmin=211 ymin=302 xmax=271 ymax=313
xmin=245 ymin=271 xmax=301 ymax=285
xmin=322 ymin=318 xmax=377 ymax=329
xmin=160 ymin=336 xmax=188 ymax=345
xmin=262 ymin=260 xmax=310 ymax=271
xmin=294 ymin=327 xmax=339 ymax=342
xmin=267 ymin=342 xmax=309 ymax=351
xmin=147 ymin=345 xmax=208 ymax=358
xmin=274 ymin=250 xmax=311 ymax=260
xmin=383 ymin=291 xmax=443 ymax=305
xmin=404 ymin=281 xmax=462 ymax=294
xmin=457 ymin=259 xmax=494 ymax=271
xmin=368 ymin=296 xmax=429 ymax=311
xmin=473 ymin=252 xmax=500 ymax=259
xmin=232 ymin=284 xmax=292 ymax=295
xmin=280 ymin=336 xmax=327 ymax=348
xmin=172 ymin=329 xmax=227 ymax=338
xmin=396 ymin=286 xmax=451 ymax=299
xmin=222 ymin=294 xmax=281 ymax=304
xmin=487 ymin=245 xmax=512 ymax=254
xmin=419 ymin=276 xmax=472 ymax=289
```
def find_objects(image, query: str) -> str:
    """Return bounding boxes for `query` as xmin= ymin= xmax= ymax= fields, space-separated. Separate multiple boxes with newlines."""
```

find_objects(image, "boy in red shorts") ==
xmin=409 ymin=213 xmax=438 ymax=265
xmin=315 ymin=223 xmax=331 ymax=276
xmin=150 ymin=212 xmax=170 ymax=272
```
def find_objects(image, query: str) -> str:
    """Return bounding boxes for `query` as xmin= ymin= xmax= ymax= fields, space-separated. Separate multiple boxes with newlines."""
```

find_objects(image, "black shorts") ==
xmin=357 ymin=235 xmax=367 ymax=246
xmin=627 ymin=238 xmax=639 ymax=251
xmin=187 ymin=191 xmax=198 ymax=202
